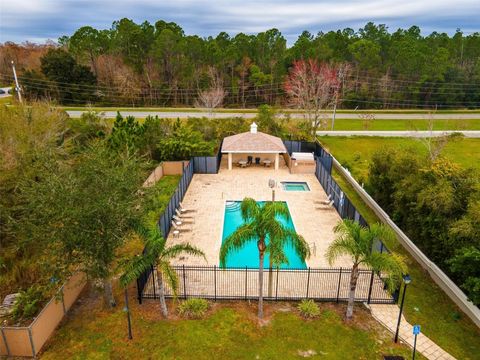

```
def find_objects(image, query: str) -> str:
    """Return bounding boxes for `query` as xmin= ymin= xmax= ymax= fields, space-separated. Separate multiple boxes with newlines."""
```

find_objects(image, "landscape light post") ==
xmin=394 ymin=274 xmax=412 ymax=343
xmin=268 ymin=179 xmax=276 ymax=202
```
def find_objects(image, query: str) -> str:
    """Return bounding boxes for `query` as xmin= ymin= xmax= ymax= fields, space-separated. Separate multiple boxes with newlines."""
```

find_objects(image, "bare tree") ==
xmin=284 ymin=59 xmax=339 ymax=140
xmin=359 ymin=113 xmax=375 ymax=130
xmin=195 ymin=67 xmax=227 ymax=118
xmin=416 ymin=112 xmax=450 ymax=161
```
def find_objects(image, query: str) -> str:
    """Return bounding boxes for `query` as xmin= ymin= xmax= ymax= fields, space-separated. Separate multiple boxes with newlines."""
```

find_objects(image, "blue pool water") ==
xmin=221 ymin=201 xmax=307 ymax=269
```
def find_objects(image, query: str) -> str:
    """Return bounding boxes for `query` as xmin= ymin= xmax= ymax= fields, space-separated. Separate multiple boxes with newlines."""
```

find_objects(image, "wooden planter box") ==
xmin=0 ymin=273 xmax=86 ymax=358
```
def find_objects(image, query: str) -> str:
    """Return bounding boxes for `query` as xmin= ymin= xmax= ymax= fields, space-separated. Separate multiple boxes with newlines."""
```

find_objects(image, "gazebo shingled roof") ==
xmin=221 ymin=123 xmax=287 ymax=153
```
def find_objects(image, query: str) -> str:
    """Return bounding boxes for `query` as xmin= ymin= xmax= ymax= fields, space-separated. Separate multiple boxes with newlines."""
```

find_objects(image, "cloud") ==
xmin=0 ymin=0 xmax=479 ymax=44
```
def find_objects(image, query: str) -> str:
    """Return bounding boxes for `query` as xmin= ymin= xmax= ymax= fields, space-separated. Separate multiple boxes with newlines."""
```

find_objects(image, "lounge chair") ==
xmin=315 ymin=199 xmax=334 ymax=210
xmin=171 ymin=220 xmax=192 ymax=232
xmin=173 ymin=214 xmax=194 ymax=224
xmin=179 ymin=202 xmax=196 ymax=213
xmin=176 ymin=208 xmax=194 ymax=218
xmin=314 ymin=194 xmax=332 ymax=205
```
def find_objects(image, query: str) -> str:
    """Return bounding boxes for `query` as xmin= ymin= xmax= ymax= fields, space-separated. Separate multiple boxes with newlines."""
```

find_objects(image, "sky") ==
xmin=1 ymin=0 xmax=479 ymax=44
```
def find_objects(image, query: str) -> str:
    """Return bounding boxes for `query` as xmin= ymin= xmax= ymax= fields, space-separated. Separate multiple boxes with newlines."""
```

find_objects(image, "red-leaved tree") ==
xmin=285 ymin=60 xmax=340 ymax=139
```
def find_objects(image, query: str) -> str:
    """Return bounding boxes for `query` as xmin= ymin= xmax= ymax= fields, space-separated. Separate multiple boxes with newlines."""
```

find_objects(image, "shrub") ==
xmin=177 ymin=298 xmax=209 ymax=319
xmin=12 ymin=285 xmax=46 ymax=321
xmin=298 ymin=299 xmax=320 ymax=318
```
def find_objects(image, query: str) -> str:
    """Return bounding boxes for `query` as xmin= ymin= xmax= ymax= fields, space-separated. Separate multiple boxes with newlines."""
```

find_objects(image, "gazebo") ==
xmin=221 ymin=122 xmax=287 ymax=170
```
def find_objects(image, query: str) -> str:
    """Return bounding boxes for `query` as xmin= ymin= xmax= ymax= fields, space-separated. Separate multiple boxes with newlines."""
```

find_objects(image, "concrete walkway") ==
xmin=316 ymin=130 xmax=480 ymax=137
xmin=369 ymin=304 xmax=456 ymax=360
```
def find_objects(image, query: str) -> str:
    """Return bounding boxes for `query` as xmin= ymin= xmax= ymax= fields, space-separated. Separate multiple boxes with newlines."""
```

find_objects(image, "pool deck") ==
xmin=168 ymin=156 xmax=351 ymax=268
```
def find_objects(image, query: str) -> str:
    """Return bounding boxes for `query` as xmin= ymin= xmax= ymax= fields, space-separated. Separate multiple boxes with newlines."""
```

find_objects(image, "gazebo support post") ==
xmin=275 ymin=153 xmax=279 ymax=170
xmin=228 ymin=152 xmax=233 ymax=170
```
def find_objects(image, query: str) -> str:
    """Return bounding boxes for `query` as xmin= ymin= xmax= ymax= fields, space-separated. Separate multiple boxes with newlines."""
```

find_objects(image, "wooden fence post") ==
xmin=1 ymin=328 xmax=10 ymax=356
xmin=28 ymin=327 xmax=36 ymax=358
xmin=60 ymin=285 xmax=67 ymax=314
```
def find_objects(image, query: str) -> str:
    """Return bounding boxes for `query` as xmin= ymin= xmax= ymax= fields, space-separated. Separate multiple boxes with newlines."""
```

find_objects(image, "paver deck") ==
xmin=369 ymin=304 xmax=456 ymax=360
xmin=168 ymin=155 xmax=350 ymax=267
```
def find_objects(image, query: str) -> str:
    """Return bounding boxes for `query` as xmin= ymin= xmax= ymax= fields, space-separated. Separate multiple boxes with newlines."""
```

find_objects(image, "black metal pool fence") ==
xmin=139 ymin=265 xmax=395 ymax=304
xmin=136 ymin=139 xmax=393 ymax=303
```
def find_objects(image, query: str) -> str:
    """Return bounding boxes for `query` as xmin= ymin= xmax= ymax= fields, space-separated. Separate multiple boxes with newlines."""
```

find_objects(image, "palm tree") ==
xmin=120 ymin=225 xmax=205 ymax=318
xmin=267 ymin=222 xmax=310 ymax=298
xmin=220 ymin=197 xmax=310 ymax=318
xmin=326 ymin=219 xmax=406 ymax=320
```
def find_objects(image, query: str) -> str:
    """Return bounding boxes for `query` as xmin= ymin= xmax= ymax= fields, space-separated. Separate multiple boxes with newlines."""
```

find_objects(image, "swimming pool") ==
xmin=221 ymin=201 xmax=307 ymax=269
xmin=281 ymin=181 xmax=310 ymax=191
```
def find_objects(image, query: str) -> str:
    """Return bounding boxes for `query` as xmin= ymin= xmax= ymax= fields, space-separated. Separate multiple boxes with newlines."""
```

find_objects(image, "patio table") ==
xmin=263 ymin=160 xmax=271 ymax=167
xmin=238 ymin=160 xmax=247 ymax=168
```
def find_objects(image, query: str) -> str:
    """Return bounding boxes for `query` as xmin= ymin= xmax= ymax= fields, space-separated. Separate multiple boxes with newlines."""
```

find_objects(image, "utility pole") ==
xmin=11 ymin=61 xmax=22 ymax=103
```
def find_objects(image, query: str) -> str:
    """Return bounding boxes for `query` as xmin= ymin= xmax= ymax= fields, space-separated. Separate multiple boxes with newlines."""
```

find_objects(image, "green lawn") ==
xmin=40 ymin=286 xmax=419 ymax=359
xmin=319 ymin=136 xmax=480 ymax=181
xmin=329 ymin=118 xmax=480 ymax=130
xmin=320 ymin=138 xmax=480 ymax=360
xmin=0 ymin=96 xmax=13 ymax=105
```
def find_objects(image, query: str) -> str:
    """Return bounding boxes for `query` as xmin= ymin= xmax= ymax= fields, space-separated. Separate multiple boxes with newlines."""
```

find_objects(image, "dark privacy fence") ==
xmin=192 ymin=140 xmax=223 ymax=174
xmin=141 ymin=265 xmax=394 ymax=304
xmin=137 ymin=161 xmax=194 ymax=300
xmin=158 ymin=161 xmax=194 ymax=238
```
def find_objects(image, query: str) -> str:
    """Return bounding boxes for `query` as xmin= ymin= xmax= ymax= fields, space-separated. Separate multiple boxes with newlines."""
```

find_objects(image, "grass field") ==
xmin=319 ymin=136 xmax=480 ymax=181
xmin=319 ymin=137 xmax=480 ymax=359
xmin=40 ymin=285 xmax=419 ymax=360
xmin=327 ymin=118 xmax=480 ymax=130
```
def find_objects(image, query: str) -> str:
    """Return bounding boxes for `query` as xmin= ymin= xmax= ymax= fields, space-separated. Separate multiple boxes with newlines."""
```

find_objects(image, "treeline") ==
xmin=367 ymin=145 xmax=480 ymax=305
xmin=1 ymin=20 xmax=480 ymax=108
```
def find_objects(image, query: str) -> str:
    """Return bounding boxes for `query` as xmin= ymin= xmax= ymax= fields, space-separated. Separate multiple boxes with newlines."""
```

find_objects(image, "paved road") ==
xmin=316 ymin=130 xmax=480 ymax=137
xmin=65 ymin=110 xmax=480 ymax=120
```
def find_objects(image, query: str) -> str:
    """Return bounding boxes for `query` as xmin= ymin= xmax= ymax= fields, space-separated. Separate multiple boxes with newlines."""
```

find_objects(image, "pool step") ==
xmin=225 ymin=201 xmax=241 ymax=212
